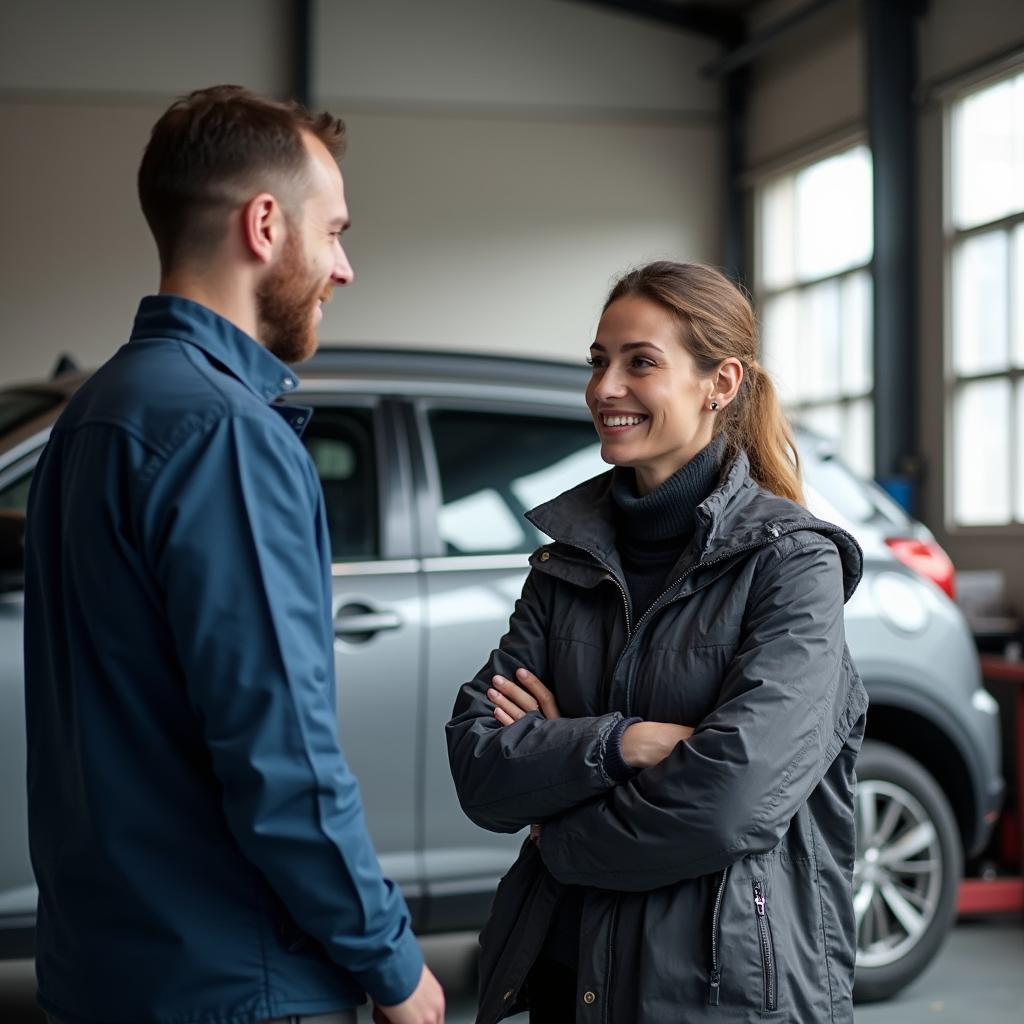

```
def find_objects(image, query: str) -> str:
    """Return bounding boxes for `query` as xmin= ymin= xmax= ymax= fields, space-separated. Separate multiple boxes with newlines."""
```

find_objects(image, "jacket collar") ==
xmin=526 ymin=447 xmax=753 ymax=564
xmin=527 ymin=448 xmax=863 ymax=602
xmin=129 ymin=294 xmax=301 ymax=404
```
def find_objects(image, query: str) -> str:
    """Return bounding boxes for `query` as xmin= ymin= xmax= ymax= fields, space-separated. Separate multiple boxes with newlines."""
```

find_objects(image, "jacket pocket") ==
xmin=752 ymin=878 xmax=778 ymax=1012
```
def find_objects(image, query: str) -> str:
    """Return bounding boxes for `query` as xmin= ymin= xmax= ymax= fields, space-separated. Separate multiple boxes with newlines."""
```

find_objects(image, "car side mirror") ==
xmin=0 ymin=510 xmax=26 ymax=594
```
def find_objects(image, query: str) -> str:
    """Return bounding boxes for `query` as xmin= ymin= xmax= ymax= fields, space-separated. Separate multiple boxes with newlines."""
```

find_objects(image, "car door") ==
xmin=408 ymin=397 xmax=607 ymax=931
xmin=0 ymin=444 xmax=46 ymax=935
xmin=300 ymin=396 xmax=425 ymax=917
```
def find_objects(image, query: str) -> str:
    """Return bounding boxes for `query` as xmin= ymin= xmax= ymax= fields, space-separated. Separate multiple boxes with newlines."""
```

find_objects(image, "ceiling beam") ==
xmin=569 ymin=1 xmax=744 ymax=43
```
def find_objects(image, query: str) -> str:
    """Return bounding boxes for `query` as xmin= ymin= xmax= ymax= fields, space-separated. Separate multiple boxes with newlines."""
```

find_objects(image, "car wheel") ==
xmin=852 ymin=740 xmax=962 ymax=1003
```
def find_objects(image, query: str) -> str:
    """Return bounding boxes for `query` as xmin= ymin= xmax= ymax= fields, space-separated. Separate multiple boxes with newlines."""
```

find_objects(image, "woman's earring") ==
xmin=709 ymin=400 xmax=719 ymax=411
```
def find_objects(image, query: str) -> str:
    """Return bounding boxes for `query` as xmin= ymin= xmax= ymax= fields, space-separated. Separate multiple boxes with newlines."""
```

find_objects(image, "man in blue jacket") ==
xmin=23 ymin=85 xmax=444 ymax=1024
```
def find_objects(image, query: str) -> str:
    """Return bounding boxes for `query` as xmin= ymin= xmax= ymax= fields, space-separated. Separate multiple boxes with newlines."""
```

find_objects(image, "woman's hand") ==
xmin=621 ymin=722 xmax=695 ymax=769
xmin=487 ymin=667 xmax=562 ymax=725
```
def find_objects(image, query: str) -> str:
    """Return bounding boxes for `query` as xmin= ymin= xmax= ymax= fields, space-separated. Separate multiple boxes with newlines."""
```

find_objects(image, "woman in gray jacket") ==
xmin=446 ymin=261 xmax=868 ymax=1024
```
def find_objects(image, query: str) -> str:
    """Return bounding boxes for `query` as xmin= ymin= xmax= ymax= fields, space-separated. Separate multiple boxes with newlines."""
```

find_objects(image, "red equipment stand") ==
xmin=956 ymin=655 xmax=1024 ymax=916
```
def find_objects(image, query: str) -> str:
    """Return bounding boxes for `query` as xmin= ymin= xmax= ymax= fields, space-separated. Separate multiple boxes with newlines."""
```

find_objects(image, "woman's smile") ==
xmin=597 ymin=410 xmax=650 ymax=435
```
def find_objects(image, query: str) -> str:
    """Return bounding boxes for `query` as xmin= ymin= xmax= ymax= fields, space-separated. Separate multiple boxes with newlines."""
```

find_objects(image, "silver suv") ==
xmin=0 ymin=348 xmax=1003 ymax=1003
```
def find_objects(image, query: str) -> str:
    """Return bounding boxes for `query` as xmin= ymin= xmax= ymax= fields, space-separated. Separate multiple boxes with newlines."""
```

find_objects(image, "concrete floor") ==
xmin=2 ymin=918 xmax=1021 ymax=1023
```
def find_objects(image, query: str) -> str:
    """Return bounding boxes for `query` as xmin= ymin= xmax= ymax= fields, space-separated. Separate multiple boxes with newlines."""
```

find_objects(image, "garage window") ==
xmin=755 ymin=143 xmax=875 ymax=478
xmin=947 ymin=67 xmax=1024 ymax=526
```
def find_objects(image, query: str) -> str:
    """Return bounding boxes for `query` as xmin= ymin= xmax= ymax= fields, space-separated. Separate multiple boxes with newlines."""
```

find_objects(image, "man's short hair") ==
xmin=138 ymin=85 xmax=346 ymax=273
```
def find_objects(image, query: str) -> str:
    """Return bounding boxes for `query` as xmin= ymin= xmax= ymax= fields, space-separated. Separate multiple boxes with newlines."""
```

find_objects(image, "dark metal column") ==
xmin=292 ymin=0 xmax=312 ymax=107
xmin=723 ymin=65 xmax=751 ymax=290
xmin=866 ymin=0 xmax=924 ymax=508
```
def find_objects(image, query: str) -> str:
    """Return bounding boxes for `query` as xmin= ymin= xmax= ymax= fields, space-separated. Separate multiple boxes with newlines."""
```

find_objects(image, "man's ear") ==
xmin=240 ymin=193 xmax=283 ymax=265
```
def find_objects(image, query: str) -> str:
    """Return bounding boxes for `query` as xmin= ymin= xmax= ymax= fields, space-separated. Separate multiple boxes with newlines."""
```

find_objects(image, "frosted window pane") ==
xmin=953 ymin=77 xmax=1020 ymax=229
xmin=843 ymin=399 xmax=874 ymax=479
xmin=798 ymin=280 xmax=842 ymax=402
xmin=759 ymin=176 xmax=797 ymax=291
xmin=953 ymin=231 xmax=1009 ymax=374
xmin=1018 ymin=381 xmax=1024 ymax=522
xmin=799 ymin=404 xmax=843 ymax=446
xmin=760 ymin=292 xmax=800 ymax=405
xmin=953 ymin=380 xmax=1011 ymax=525
xmin=840 ymin=272 xmax=873 ymax=395
xmin=1014 ymin=224 xmax=1024 ymax=367
xmin=795 ymin=146 xmax=873 ymax=279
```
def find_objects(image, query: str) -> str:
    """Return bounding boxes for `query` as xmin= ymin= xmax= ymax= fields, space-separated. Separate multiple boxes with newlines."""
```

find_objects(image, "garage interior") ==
xmin=2 ymin=1 xmax=1024 ymax=1022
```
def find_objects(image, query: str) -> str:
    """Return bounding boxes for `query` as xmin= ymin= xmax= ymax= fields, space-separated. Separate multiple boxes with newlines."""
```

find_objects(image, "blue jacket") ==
xmin=23 ymin=295 xmax=423 ymax=1024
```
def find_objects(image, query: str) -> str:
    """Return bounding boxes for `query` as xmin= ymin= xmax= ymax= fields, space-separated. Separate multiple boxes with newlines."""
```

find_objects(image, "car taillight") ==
xmin=884 ymin=537 xmax=956 ymax=600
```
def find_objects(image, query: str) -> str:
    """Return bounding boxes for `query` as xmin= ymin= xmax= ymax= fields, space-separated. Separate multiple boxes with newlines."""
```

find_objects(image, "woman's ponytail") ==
xmin=724 ymin=362 xmax=803 ymax=505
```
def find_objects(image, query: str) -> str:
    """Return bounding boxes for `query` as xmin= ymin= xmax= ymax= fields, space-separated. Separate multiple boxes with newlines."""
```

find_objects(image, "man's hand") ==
xmin=487 ymin=667 xmax=561 ymax=725
xmin=372 ymin=964 xmax=445 ymax=1024
xmin=621 ymin=722 xmax=694 ymax=769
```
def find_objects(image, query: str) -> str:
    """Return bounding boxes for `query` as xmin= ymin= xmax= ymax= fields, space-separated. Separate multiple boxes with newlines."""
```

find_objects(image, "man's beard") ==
xmin=256 ymin=231 xmax=330 ymax=364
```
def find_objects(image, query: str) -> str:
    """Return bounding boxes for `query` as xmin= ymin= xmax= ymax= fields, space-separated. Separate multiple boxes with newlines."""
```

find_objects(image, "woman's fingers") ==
xmin=487 ymin=682 xmax=532 ymax=721
xmin=490 ymin=675 xmax=539 ymax=712
xmin=494 ymin=706 xmax=516 ymax=726
xmin=487 ymin=669 xmax=561 ymax=724
xmin=513 ymin=667 xmax=561 ymax=720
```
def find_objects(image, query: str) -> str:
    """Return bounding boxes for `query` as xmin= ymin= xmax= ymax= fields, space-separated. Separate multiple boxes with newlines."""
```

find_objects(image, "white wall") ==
xmin=0 ymin=0 xmax=724 ymax=383
xmin=0 ymin=0 xmax=290 ymax=97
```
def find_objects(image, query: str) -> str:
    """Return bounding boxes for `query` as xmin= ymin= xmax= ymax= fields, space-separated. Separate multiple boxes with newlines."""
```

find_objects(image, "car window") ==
xmin=0 ymin=389 xmax=61 ymax=437
xmin=303 ymin=408 xmax=379 ymax=562
xmin=428 ymin=410 xmax=606 ymax=554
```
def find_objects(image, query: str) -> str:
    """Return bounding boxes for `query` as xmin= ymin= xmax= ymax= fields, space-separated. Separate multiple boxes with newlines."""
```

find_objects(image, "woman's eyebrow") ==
xmin=589 ymin=341 xmax=664 ymax=353
xmin=622 ymin=341 xmax=663 ymax=353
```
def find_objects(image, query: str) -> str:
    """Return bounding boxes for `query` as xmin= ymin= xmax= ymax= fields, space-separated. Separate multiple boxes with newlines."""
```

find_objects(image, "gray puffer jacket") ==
xmin=446 ymin=450 xmax=869 ymax=1024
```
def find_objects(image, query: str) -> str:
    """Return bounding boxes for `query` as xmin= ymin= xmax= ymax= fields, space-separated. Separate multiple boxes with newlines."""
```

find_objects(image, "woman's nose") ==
xmin=594 ymin=368 xmax=629 ymax=400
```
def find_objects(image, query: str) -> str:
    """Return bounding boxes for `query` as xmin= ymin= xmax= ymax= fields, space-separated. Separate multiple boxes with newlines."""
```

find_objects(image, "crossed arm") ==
xmin=487 ymin=667 xmax=693 ymax=772
xmin=462 ymin=537 xmax=855 ymax=893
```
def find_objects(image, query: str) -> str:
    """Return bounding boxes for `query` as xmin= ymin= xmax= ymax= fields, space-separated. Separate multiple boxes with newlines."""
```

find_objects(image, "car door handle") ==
xmin=334 ymin=604 xmax=403 ymax=639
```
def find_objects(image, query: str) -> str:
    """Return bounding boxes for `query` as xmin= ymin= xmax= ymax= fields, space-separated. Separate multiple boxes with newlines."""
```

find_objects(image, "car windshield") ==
xmin=799 ymin=436 xmax=912 ymax=529
xmin=0 ymin=389 xmax=61 ymax=438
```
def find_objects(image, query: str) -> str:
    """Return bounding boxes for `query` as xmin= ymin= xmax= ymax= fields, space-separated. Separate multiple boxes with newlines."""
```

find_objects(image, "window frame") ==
xmin=752 ymin=136 xmax=875 ymax=477
xmin=298 ymin=393 xmax=419 ymax=564
xmin=942 ymin=61 xmax=1024 ymax=534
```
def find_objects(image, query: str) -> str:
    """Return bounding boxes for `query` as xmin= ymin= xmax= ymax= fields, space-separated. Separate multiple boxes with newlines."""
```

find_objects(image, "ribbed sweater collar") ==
xmin=610 ymin=435 xmax=727 ymax=543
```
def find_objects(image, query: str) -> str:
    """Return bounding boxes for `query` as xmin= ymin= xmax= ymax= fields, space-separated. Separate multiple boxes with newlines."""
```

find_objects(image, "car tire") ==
xmin=852 ymin=740 xmax=962 ymax=1004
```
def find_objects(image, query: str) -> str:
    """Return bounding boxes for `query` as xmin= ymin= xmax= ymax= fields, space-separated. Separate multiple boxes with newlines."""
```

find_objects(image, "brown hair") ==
xmin=605 ymin=261 xmax=804 ymax=504
xmin=138 ymin=85 xmax=347 ymax=273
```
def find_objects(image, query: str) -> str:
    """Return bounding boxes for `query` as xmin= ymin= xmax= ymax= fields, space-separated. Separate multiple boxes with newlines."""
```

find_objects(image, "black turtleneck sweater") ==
xmin=536 ymin=436 xmax=727 ymax=973
xmin=611 ymin=434 xmax=727 ymax=621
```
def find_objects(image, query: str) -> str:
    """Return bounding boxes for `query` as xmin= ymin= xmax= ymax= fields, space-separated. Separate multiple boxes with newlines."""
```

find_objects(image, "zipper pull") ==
xmin=753 ymin=879 xmax=766 ymax=916
xmin=707 ymin=969 xmax=721 ymax=1006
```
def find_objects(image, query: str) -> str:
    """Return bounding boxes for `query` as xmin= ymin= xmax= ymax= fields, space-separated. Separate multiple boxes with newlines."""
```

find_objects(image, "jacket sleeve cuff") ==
xmin=604 ymin=716 xmax=642 ymax=783
xmin=355 ymin=925 xmax=424 ymax=1008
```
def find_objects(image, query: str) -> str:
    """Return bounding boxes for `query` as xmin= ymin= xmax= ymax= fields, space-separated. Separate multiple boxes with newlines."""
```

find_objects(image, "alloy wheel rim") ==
xmin=853 ymin=780 xmax=944 ymax=969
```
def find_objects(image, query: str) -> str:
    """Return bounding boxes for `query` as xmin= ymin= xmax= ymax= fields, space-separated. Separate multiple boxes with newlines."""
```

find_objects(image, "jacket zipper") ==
xmin=753 ymin=879 xmax=778 ymax=1012
xmin=554 ymin=541 xmax=632 ymax=636
xmin=558 ymin=537 xmax=766 ymax=713
xmin=544 ymin=520 xmax=831 ymax=1007
xmin=616 ymin=536 xmax=777 ymax=715
xmin=707 ymin=867 xmax=730 ymax=1006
